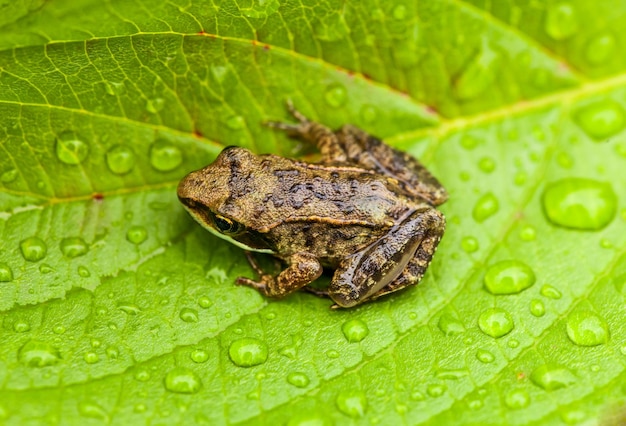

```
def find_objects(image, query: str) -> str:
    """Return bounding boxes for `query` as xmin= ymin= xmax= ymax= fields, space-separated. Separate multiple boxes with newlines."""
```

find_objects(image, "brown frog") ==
xmin=177 ymin=103 xmax=447 ymax=308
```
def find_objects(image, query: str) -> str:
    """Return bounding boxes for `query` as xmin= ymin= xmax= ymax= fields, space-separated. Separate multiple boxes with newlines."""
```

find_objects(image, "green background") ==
xmin=1 ymin=0 xmax=625 ymax=424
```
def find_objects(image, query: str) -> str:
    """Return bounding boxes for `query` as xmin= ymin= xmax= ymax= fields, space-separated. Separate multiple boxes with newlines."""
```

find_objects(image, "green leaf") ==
xmin=1 ymin=1 xmax=625 ymax=425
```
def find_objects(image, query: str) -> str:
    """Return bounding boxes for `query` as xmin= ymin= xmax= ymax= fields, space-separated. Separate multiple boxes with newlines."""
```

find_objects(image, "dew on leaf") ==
xmin=287 ymin=414 xmax=331 ymax=426
xmin=229 ymin=338 xmax=268 ymax=367
xmin=574 ymin=100 xmax=625 ymax=140
xmin=438 ymin=314 xmax=466 ymax=336
xmin=18 ymin=340 xmax=61 ymax=367
xmin=0 ymin=263 xmax=13 ymax=281
xmin=514 ymin=171 xmax=527 ymax=186
xmin=190 ymin=349 xmax=209 ymax=363
xmin=53 ymin=325 xmax=66 ymax=334
xmin=427 ymin=384 xmax=446 ymax=397
xmin=530 ymin=299 xmax=546 ymax=317
xmin=146 ymin=97 xmax=165 ymax=114
xmin=78 ymin=401 xmax=108 ymax=421
xmin=472 ymin=192 xmax=499 ymax=222
xmin=410 ymin=390 xmax=425 ymax=401
xmin=460 ymin=135 xmax=479 ymax=150
xmin=84 ymin=351 xmax=99 ymax=364
xmin=180 ymin=308 xmax=199 ymax=323
xmin=164 ymin=367 xmax=202 ymax=394
xmin=436 ymin=368 xmax=469 ymax=380
xmin=13 ymin=321 xmax=30 ymax=333
xmin=150 ymin=140 xmax=183 ymax=172
xmin=1 ymin=168 xmax=18 ymax=183
xmin=118 ymin=303 xmax=141 ymax=315
xmin=324 ymin=83 xmax=347 ymax=108
xmin=341 ymin=319 xmax=369 ymax=343
xmin=540 ymin=284 xmax=562 ymax=299
xmin=106 ymin=145 xmax=136 ymax=175
xmin=198 ymin=296 xmax=212 ymax=308
xmin=39 ymin=263 xmax=54 ymax=274
xmin=530 ymin=364 xmax=576 ymax=390
xmin=484 ymin=260 xmax=536 ymax=295
xmin=504 ymin=389 xmax=530 ymax=409
xmin=56 ymin=131 xmax=89 ymax=165
xmin=478 ymin=308 xmax=514 ymax=338
xmin=562 ymin=410 xmax=587 ymax=424
xmin=105 ymin=347 xmax=119 ymax=359
xmin=468 ymin=399 xmax=483 ymax=410
xmin=20 ymin=237 xmax=47 ymax=262
xmin=77 ymin=266 xmax=91 ymax=277
xmin=225 ymin=115 xmax=245 ymax=130
xmin=556 ymin=151 xmax=573 ymax=169
xmin=461 ymin=236 xmax=479 ymax=253
xmin=336 ymin=390 xmax=367 ymax=417
xmin=542 ymin=178 xmax=617 ymax=230
xmin=126 ymin=226 xmax=148 ymax=244
xmin=478 ymin=157 xmax=495 ymax=173
xmin=287 ymin=372 xmax=310 ymax=388
xmin=519 ymin=225 xmax=537 ymax=241
xmin=566 ymin=311 xmax=609 ymax=346
xmin=454 ymin=39 xmax=499 ymax=100
xmin=326 ymin=349 xmax=340 ymax=359
xmin=60 ymin=237 xmax=88 ymax=258
xmin=476 ymin=349 xmax=495 ymax=363
xmin=585 ymin=33 xmax=616 ymax=65
xmin=360 ymin=105 xmax=378 ymax=123
xmin=545 ymin=2 xmax=579 ymax=40
xmin=392 ymin=4 xmax=407 ymax=19
xmin=507 ymin=339 xmax=519 ymax=348
xmin=134 ymin=369 xmax=151 ymax=381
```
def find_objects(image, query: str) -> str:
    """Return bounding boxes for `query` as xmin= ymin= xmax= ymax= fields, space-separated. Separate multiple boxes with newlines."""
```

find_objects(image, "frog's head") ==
xmin=177 ymin=146 xmax=276 ymax=253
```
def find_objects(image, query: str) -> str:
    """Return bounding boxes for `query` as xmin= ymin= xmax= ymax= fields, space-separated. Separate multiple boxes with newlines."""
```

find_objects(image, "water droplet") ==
xmin=134 ymin=369 xmax=151 ymax=381
xmin=472 ymin=192 xmax=499 ymax=222
xmin=84 ymin=351 xmax=99 ymax=364
xmin=336 ymin=390 xmax=367 ymax=417
xmin=530 ymin=299 xmax=546 ymax=317
xmin=56 ymin=131 xmax=89 ymax=165
xmin=118 ymin=303 xmax=141 ymax=315
xmin=484 ymin=260 xmax=536 ymax=295
xmin=146 ymin=97 xmax=165 ymax=114
xmin=540 ymin=284 xmax=562 ymax=299
xmin=562 ymin=409 xmax=586 ymax=424
xmin=585 ymin=33 xmax=616 ymax=65
xmin=189 ymin=348 xmax=209 ymax=363
xmin=18 ymin=340 xmax=61 ymax=367
xmin=574 ymin=100 xmax=625 ymax=140
xmin=226 ymin=115 xmax=245 ymax=130
xmin=436 ymin=368 xmax=469 ymax=380
xmin=20 ymin=237 xmax=47 ymax=262
xmin=461 ymin=236 xmax=479 ymax=253
xmin=229 ymin=338 xmax=268 ymax=367
xmin=0 ymin=263 xmax=13 ymax=281
xmin=360 ymin=105 xmax=378 ymax=123
xmin=427 ymin=384 xmax=446 ymax=397
xmin=150 ymin=140 xmax=182 ymax=172
xmin=476 ymin=349 xmax=495 ymax=363
xmin=53 ymin=325 xmax=66 ymax=334
xmin=545 ymin=2 xmax=579 ymax=40
xmin=287 ymin=372 xmax=310 ymax=388
xmin=438 ymin=314 xmax=466 ymax=336
xmin=1 ymin=168 xmax=18 ymax=183
xmin=77 ymin=266 xmax=91 ymax=277
xmin=530 ymin=364 xmax=576 ymax=390
xmin=106 ymin=145 xmax=135 ymax=175
xmin=60 ymin=237 xmax=88 ymax=258
xmin=555 ymin=151 xmax=573 ymax=169
xmin=105 ymin=347 xmax=119 ymax=359
xmin=514 ymin=172 xmax=527 ymax=186
xmin=326 ymin=349 xmax=340 ymax=359
xmin=126 ymin=226 xmax=148 ymax=244
xmin=504 ymin=389 xmax=530 ymax=409
xmin=78 ymin=401 xmax=108 ymax=421
xmin=460 ymin=135 xmax=479 ymax=150
xmin=507 ymin=339 xmax=519 ymax=348
xmin=478 ymin=308 xmax=514 ymax=338
xmin=287 ymin=414 xmax=331 ymax=426
xmin=542 ymin=178 xmax=617 ymax=230
xmin=459 ymin=171 xmax=471 ymax=181
xmin=566 ymin=311 xmax=609 ymax=346
xmin=454 ymin=39 xmax=500 ymax=100
xmin=164 ymin=367 xmax=202 ymax=394
xmin=341 ymin=319 xmax=369 ymax=343
xmin=392 ymin=4 xmax=407 ymax=19
xmin=39 ymin=263 xmax=54 ymax=274
xmin=519 ymin=225 xmax=536 ymax=241
xmin=13 ymin=321 xmax=30 ymax=333
xmin=133 ymin=403 xmax=147 ymax=413
xmin=478 ymin=157 xmax=496 ymax=173
xmin=324 ymin=83 xmax=347 ymax=108
xmin=180 ymin=308 xmax=199 ymax=323
xmin=198 ymin=296 xmax=212 ymax=308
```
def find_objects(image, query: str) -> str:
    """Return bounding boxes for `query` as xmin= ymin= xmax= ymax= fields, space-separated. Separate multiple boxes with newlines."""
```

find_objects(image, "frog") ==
xmin=177 ymin=102 xmax=447 ymax=308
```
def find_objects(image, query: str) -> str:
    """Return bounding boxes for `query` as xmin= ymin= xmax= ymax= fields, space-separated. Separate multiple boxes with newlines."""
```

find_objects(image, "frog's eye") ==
xmin=212 ymin=213 xmax=244 ymax=235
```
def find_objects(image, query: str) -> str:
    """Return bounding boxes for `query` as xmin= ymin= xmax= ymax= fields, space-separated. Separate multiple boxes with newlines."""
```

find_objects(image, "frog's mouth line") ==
xmin=182 ymin=205 xmax=276 ymax=255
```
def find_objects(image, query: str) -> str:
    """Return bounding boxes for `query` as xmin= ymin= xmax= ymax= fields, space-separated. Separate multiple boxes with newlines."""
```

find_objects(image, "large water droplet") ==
xmin=20 ymin=237 xmax=47 ymax=262
xmin=472 ymin=192 xmax=499 ymax=222
xmin=180 ymin=308 xmax=199 ymax=323
xmin=150 ymin=140 xmax=182 ymax=172
xmin=530 ymin=364 xmax=576 ymax=390
xmin=164 ymin=367 xmax=202 ymax=394
xmin=454 ymin=39 xmax=500 ymax=100
xmin=504 ymin=389 xmax=530 ymax=409
xmin=530 ymin=299 xmax=546 ymax=317
xmin=56 ymin=131 xmax=89 ymax=165
xmin=229 ymin=338 xmax=268 ymax=367
xmin=126 ymin=226 xmax=148 ymax=245
xmin=461 ymin=236 xmax=479 ymax=253
xmin=484 ymin=260 xmax=536 ymax=295
xmin=324 ymin=83 xmax=347 ymax=108
xmin=478 ymin=308 xmax=514 ymax=338
xmin=13 ymin=321 xmax=30 ymax=333
xmin=542 ymin=178 xmax=617 ymax=230
xmin=545 ymin=2 xmax=579 ymax=40
xmin=60 ymin=237 xmax=88 ymax=258
xmin=106 ymin=145 xmax=136 ymax=175
xmin=18 ymin=340 xmax=61 ymax=367
xmin=574 ymin=101 xmax=625 ymax=140
xmin=476 ymin=349 xmax=495 ymax=363
xmin=336 ymin=390 xmax=367 ymax=417
xmin=341 ymin=319 xmax=369 ymax=343
xmin=287 ymin=372 xmax=310 ymax=388
xmin=0 ymin=263 xmax=13 ymax=281
xmin=438 ymin=314 xmax=466 ymax=336
xmin=566 ymin=311 xmax=609 ymax=346
xmin=585 ymin=33 xmax=617 ymax=65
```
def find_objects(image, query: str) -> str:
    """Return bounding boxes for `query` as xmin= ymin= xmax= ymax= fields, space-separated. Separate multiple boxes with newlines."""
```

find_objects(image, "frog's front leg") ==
xmin=236 ymin=252 xmax=323 ymax=298
xmin=329 ymin=207 xmax=445 ymax=308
